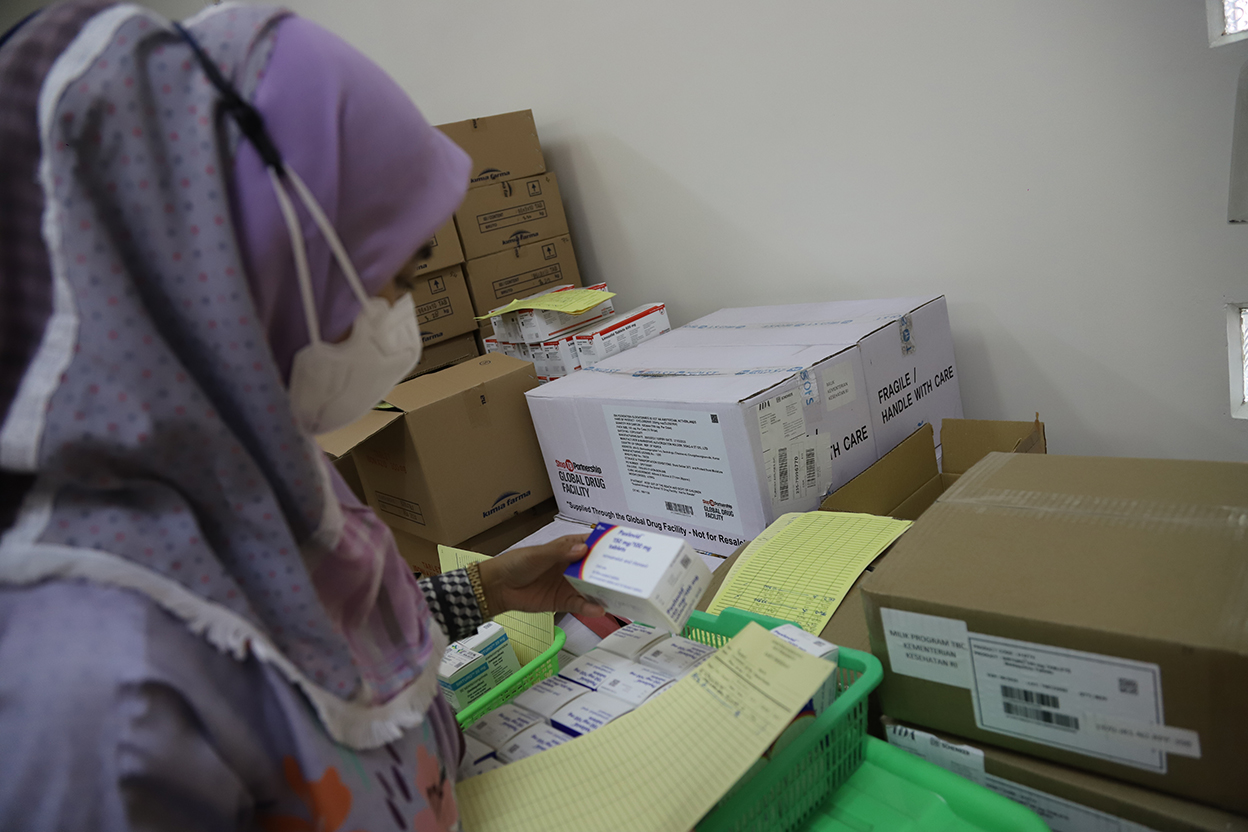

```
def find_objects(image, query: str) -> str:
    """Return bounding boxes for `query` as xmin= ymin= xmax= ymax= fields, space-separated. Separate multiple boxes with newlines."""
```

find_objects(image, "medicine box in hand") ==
xmin=565 ymin=523 xmax=711 ymax=633
xmin=438 ymin=646 xmax=495 ymax=712
xmin=456 ymin=621 xmax=521 ymax=686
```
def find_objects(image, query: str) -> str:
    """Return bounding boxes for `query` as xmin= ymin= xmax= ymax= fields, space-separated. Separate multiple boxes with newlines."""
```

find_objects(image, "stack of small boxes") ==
xmin=482 ymin=285 xmax=672 ymax=383
xmin=436 ymin=110 xmax=586 ymax=347
xmin=391 ymin=235 xmax=480 ymax=379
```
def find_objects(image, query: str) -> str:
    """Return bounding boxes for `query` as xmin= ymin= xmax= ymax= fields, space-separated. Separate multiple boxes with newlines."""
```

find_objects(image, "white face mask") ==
xmin=267 ymin=165 xmax=423 ymax=436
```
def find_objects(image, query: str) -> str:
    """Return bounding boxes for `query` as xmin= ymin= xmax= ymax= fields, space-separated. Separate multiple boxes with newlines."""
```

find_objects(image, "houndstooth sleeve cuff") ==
xmin=419 ymin=569 xmax=484 ymax=642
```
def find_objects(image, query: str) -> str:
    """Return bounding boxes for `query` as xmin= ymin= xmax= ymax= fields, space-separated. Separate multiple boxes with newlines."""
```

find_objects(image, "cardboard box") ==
xmin=316 ymin=410 xmax=402 ymax=505
xmin=436 ymin=109 xmax=546 ymax=189
xmin=566 ymin=523 xmax=711 ymax=633
xmin=463 ymin=234 xmax=583 ymax=317
xmin=654 ymin=296 xmax=963 ymax=460
xmin=389 ymin=498 xmax=559 ymax=577
xmin=574 ymin=303 xmax=671 ymax=368
xmin=526 ymin=341 xmax=878 ymax=555
xmin=343 ymin=355 xmax=554 ymax=542
xmin=883 ymin=719 xmax=1248 ymax=832
xmin=405 ymin=332 xmax=479 ymax=380
xmin=404 ymin=218 xmax=464 ymax=275
xmin=695 ymin=418 xmax=1048 ymax=657
xmin=394 ymin=263 xmax=476 ymax=347
xmin=862 ymin=453 xmax=1248 ymax=813
xmin=821 ymin=417 xmax=1047 ymax=520
xmin=455 ymin=172 xmax=569 ymax=260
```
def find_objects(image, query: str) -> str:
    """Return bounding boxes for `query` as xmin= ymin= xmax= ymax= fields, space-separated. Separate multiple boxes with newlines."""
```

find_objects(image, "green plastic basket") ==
xmin=454 ymin=625 xmax=566 ymax=728
xmin=805 ymin=737 xmax=1049 ymax=831
xmin=686 ymin=608 xmax=881 ymax=832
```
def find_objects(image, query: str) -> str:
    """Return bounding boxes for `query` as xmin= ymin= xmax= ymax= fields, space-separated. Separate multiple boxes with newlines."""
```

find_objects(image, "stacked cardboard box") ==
xmin=436 ymin=111 xmax=585 ymax=345
xmin=316 ymin=355 xmax=555 ymax=574
xmin=524 ymin=296 xmax=961 ymax=556
xmin=861 ymin=452 xmax=1248 ymax=818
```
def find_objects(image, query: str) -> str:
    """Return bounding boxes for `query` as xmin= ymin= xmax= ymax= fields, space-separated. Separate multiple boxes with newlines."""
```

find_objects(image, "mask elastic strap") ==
xmin=173 ymin=22 xmax=374 ymax=346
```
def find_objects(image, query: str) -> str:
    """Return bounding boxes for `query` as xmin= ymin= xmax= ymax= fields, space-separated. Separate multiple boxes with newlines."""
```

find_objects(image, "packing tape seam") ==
xmin=941 ymin=488 xmax=1248 ymax=534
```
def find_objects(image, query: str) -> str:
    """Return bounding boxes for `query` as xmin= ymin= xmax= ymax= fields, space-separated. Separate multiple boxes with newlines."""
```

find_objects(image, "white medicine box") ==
xmin=563 ymin=524 xmax=710 ymax=632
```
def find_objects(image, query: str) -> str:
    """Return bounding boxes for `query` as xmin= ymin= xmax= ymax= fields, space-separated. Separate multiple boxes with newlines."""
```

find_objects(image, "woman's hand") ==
xmin=476 ymin=534 xmax=606 ymax=618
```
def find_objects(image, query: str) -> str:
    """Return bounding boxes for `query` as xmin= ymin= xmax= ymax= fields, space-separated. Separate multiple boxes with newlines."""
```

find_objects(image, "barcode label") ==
xmin=607 ymin=678 xmax=621 ymax=688
xmin=1002 ymin=701 xmax=1080 ymax=731
xmin=680 ymin=554 xmax=691 ymax=569
xmin=665 ymin=501 xmax=694 ymax=516
xmin=804 ymin=448 xmax=816 ymax=489
xmin=778 ymin=447 xmax=790 ymax=502
xmin=1001 ymin=685 xmax=1061 ymax=710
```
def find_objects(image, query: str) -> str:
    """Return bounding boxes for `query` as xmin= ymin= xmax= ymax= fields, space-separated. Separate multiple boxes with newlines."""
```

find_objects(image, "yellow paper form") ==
xmin=438 ymin=546 xmax=554 ymax=664
xmin=477 ymin=288 xmax=616 ymax=319
xmin=707 ymin=511 xmax=911 ymax=633
xmin=458 ymin=622 xmax=833 ymax=832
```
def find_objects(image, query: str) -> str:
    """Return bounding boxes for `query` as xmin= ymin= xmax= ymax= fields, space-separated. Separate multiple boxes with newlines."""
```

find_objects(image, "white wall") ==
xmin=10 ymin=1 xmax=1248 ymax=460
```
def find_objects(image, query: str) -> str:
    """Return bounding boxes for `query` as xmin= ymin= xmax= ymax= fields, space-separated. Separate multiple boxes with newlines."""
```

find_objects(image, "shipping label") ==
xmin=821 ymin=360 xmax=856 ymax=412
xmin=982 ymin=777 xmax=1158 ymax=832
xmin=604 ymin=405 xmax=744 ymax=535
xmin=757 ymin=391 xmax=821 ymax=513
xmin=887 ymin=725 xmax=1159 ymax=832
xmin=968 ymin=633 xmax=1168 ymax=772
xmin=881 ymin=610 xmax=1197 ymax=772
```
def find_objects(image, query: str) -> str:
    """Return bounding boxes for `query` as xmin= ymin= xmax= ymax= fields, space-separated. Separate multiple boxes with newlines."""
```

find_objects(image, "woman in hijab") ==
xmin=0 ymin=4 xmax=602 ymax=829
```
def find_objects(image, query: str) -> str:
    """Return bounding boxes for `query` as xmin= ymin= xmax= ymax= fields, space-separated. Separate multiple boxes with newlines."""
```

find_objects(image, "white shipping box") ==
xmin=655 ymin=296 xmax=963 ymax=458
xmin=565 ymin=523 xmax=710 ymax=632
xmin=526 ymin=341 xmax=878 ymax=555
xmin=574 ymin=303 xmax=671 ymax=368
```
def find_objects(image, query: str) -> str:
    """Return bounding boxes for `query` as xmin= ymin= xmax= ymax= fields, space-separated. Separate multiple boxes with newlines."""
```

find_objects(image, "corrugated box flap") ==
xmin=385 ymin=354 xmax=534 ymax=412
xmin=940 ymin=416 xmax=1046 ymax=476
xmin=315 ymin=409 xmax=402 ymax=459
xmin=900 ymin=453 xmax=1248 ymax=651
xmin=821 ymin=424 xmax=939 ymax=517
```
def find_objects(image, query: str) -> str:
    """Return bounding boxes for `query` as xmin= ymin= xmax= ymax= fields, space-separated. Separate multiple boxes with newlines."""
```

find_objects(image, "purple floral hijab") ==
xmin=0 ymin=3 xmax=470 ymax=748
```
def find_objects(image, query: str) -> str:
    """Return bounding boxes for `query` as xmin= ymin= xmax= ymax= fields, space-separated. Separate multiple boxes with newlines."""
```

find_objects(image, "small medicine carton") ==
xmin=496 ymin=723 xmax=573 ymax=764
xmin=464 ymin=702 xmax=543 ymax=749
xmin=595 ymin=622 xmax=668 ymax=660
xmin=456 ymin=621 xmax=522 ymax=686
xmin=457 ymin=734 xmax=500 ymax=781
xmin=551 ymin=691 xmax=635 ymax=737
xmin=765 ymin=625 xmax=840 ymax=760
xmin=596 ymin=661 xmax=677 ymax=706
xmin=573 ymin=303 xmax=671 ymax=368
xmin=516 ymin=283 xmax=615 ymax=343
xmin=512 ymin=675 xmax=591 ymax=721
xmin=438 ymin=646 xmax=495 ymax=712
xmin=770 ymin=624 xmax=839 ymax=714
xmin=488 ymin=283 xmax=612 ymax=344
xmin=564 ymin=523 xmax=712 ymax=633
xmin=558 ymin=649 xmax=634 ymax=691
xmin=637 ymin=635 xmax=717 ymax=678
